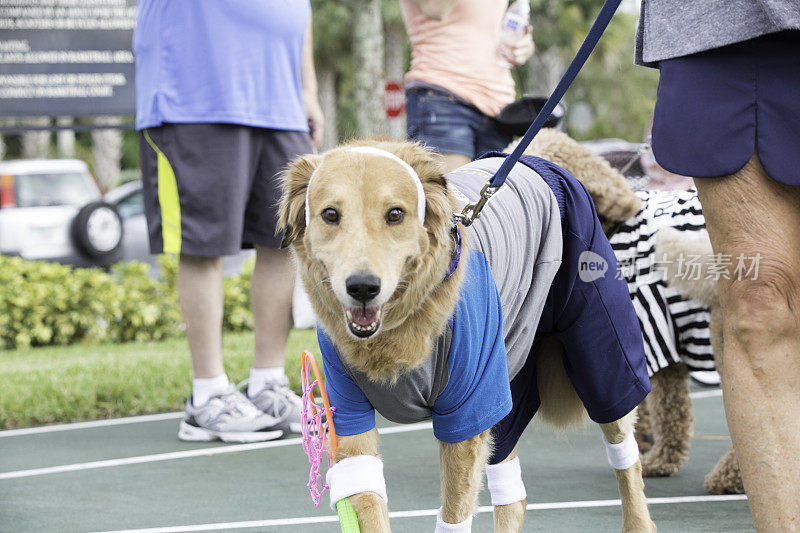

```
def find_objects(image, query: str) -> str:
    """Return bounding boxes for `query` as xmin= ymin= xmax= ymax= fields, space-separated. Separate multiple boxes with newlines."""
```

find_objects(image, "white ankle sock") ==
xmin=435 ymin=508 xmax=472 ymax=532
xmin=192 ymin=374 xmax=229 ymax=407
xmin=248 ymin=367 xmax=285 ymax=397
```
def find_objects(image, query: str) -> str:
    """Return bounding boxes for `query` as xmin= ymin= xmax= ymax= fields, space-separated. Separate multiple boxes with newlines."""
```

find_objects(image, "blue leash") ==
xmin=456 ymin=0 xmax=623 ymax=225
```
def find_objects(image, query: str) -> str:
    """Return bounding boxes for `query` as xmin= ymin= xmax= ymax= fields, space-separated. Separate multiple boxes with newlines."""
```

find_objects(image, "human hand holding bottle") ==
xmin=497 ymin=0 xmax=534 ymax=68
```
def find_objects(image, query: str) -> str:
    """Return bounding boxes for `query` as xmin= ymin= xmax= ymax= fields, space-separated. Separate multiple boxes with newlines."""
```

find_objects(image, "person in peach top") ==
xmin=400 ymin=0 xmax=534 ymax=171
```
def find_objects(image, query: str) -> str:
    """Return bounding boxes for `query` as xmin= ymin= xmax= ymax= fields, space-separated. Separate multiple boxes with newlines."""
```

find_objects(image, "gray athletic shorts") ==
xmin=139 ymin=123 xmax=312 ymax=256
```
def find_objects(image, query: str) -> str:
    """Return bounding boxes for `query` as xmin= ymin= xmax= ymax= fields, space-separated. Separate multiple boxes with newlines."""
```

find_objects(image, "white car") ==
xmin=102 ymin=179 xmax=154 ymax=269
xmin=0 ymin=159 xmax=123 ymax=267
xmin=105 ymin=179 xmax=254 ymax=276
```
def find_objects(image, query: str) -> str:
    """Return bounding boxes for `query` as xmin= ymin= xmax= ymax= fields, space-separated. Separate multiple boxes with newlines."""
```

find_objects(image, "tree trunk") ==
xmin=0 ymin=118 xmax=12 ymax=160
xmin=318 ymin=67 xmax=338 ymax=152
xmin=384 ymin=24 xmax=406 ymax=140
xmin=350 ymin=0 xmax=387 ymax=137
xmin=525 ymin=48 xmax=563 ymax=97
xmin=22 ymin=117 xmax=51 ymax=158
xmin=91 ymin=116 xmax=123 ymax=192
xmin=56 ymin=117 xmax=76 ymax=158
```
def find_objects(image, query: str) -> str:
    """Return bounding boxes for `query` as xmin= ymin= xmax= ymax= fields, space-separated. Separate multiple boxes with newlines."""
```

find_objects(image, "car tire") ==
xmin=71 ymin=201 xmax=124 ymax=265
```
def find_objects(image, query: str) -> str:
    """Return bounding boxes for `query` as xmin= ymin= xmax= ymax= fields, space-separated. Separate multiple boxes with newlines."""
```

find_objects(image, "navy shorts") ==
xmin=406 ymin=86 xmax=512 ymax=159
xmin=652 ymin=30 xmax=800 ymax=186
xmin=139 ymin=123 xmax=312 ymax=256
xmin=482 ymin=155 xmax=651 ymax=464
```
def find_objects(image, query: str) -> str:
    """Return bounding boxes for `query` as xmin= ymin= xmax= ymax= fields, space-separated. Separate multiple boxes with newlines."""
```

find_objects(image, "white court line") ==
xmin=0 ymin=422 xmax=433 ymax=480
xmin=94 ymin=494 xmax=748 ymax=533
xmin=0 ymin=388 xmax=722 ymax=439
xmin=0 ymin=412 xmax=184 ymax=438
xmin=689 ymin=389 xmax=723 ymax=399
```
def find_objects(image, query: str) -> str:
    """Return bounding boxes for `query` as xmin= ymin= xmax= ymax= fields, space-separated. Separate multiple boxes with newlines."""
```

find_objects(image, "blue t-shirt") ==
xmin=133 ymin=0 xmax=309 ymax=131
xmin=318 ymin=250 xmax=513 ymax=444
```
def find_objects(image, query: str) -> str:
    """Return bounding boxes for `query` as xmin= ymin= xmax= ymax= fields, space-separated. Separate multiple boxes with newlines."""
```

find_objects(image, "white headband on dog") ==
xmin=304 ymin=146 xmax=426 ymax=226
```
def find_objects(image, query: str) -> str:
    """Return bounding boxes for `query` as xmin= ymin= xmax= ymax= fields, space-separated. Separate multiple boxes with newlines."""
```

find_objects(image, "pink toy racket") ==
xmin=300 ymin=350 xmax=360 ymax=532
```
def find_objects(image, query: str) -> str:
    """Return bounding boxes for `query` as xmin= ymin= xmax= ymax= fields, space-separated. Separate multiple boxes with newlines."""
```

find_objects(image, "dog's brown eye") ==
xmin=386 ymin=208 xmax=404 ymax=225
xmin=321 ymin=208 xmax=340 ymax=224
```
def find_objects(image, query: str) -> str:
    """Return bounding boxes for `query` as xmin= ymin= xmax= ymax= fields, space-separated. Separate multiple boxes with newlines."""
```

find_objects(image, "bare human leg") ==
xmin=178 ymin=254 xmax=225 ymax=379
xmin=694 ymin=153 xmax=800 ymax=531
xmin=251 ymin=245 xmax=295 ymax=369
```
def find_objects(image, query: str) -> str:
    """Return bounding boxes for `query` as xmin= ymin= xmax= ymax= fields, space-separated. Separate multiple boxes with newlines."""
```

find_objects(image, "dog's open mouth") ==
xmin=345 ymin=305 xmax=382 ymax=338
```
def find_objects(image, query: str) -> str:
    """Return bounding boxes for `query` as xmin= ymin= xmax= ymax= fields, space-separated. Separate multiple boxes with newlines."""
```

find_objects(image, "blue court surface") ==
xmin=0 ymin=387 xmax=753 ymax=532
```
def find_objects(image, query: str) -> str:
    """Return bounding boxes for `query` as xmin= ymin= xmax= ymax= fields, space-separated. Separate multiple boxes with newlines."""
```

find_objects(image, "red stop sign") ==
xmin=385 ymin=81 xmax=405 ymax=119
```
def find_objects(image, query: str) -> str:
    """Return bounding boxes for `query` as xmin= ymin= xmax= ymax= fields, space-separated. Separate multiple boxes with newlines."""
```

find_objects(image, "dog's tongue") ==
xmin=350 ymin=306 xmax=379 ymax=326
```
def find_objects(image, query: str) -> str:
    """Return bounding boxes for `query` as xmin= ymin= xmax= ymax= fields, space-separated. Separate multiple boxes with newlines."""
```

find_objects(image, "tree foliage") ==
xmin=526 ymin=0 xmax=659 ymax=141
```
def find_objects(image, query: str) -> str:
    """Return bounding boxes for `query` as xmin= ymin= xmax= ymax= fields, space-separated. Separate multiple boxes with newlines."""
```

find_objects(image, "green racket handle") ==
xmin=336 ymin=498 xmax=360 ymax=533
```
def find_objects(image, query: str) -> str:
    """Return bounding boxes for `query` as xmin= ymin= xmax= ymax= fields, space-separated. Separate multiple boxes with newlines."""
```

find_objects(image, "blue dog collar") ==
xmin=444 ymin=223 xmax=462 ymax=280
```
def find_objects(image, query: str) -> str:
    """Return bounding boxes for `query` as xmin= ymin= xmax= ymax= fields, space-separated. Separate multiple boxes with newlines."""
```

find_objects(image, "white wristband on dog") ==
xmin=602 ymin=433 xmax=639 ymax=470
xmin=326 ymin=455 xmax=387 ymax=511
xmin=435 ymin=507 xmax=473 ymax=532
xmin=485 ymin=457 xmax=527 ymax=506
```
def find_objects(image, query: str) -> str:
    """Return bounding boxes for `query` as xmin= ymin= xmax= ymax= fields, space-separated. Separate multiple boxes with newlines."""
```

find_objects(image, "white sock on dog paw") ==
xmin=326 ymin=455 xmax=387 ymax=510
xmin=435 ymin=508 xmax=472 ymax=532
xmin=485 ymin=457 xmax=526 ymax=506
xmin=602 ymin=433 xmax=639 ymax=470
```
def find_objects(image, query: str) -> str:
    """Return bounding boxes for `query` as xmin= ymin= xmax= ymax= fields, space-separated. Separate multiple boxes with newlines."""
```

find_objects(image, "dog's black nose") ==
xmin=345 ymin=273 xmax=381 ymax=303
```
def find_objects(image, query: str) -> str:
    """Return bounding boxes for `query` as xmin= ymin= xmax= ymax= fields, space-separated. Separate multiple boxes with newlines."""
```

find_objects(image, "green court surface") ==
xmin=0 ymin=387 xmax=753 ymax=532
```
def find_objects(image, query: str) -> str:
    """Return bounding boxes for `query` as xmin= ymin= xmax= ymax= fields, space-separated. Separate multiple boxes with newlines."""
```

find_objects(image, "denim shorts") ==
xmin=406 ymin=87 xmax=512 ymax=159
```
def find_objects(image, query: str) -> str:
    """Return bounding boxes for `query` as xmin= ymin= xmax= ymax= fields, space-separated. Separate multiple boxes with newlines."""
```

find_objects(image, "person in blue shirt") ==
xmin=134 ymin=0 xmax=323 ymax=442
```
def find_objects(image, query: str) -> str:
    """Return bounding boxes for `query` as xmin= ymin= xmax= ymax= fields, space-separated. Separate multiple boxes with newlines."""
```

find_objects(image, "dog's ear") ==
xmin=277 ymin=153 xmax=322 ymax=248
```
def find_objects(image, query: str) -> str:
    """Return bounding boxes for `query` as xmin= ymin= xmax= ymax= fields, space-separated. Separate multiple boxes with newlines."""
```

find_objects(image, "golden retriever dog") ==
xmin=279 ymin=139 xmax=656 ymax=532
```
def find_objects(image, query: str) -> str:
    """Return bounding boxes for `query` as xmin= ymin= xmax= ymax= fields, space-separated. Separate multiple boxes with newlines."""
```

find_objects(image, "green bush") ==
xmin=0 ymin=255 xmax=256 ymax=350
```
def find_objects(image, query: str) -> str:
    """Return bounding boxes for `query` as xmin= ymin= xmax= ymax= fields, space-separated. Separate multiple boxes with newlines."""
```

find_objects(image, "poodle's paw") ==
xmin=704 ymin=446 xmax=744 ymax=495
xmin=640 ymin=446 xmax=684 ymax=477
xmin=703 ymin=463 xmax=745 ymax=494
xmin=703 ymin=473 xmax=745 ymax=495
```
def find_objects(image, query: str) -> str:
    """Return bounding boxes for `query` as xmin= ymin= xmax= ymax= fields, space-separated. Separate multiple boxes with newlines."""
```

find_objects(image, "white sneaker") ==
xmin=178 ymin=385 xmax=284 ymax=443
xmin=242 ymin=377 xmax=303 ymax=434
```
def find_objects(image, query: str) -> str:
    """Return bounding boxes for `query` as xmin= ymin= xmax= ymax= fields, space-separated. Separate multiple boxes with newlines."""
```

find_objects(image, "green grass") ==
xmin=0 ymin=329 xmax=320 ymax=430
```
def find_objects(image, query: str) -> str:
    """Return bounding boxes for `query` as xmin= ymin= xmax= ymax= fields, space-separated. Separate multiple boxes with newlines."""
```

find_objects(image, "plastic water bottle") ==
xmin=498 ymin=0 xmax=531 ymax=68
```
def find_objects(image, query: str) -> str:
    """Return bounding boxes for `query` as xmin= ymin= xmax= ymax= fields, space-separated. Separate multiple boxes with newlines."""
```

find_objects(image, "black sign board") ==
xmin=0 ymin=0 xmax=136 ymax=118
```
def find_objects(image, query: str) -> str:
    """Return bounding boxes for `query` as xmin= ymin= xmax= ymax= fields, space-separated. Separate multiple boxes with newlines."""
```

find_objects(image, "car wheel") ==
xmin=71 ymin=201 xmax=124 ymax=264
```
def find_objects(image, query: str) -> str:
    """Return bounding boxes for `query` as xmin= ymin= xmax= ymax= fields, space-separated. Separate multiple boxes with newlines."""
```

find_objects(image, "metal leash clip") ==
xmin=453 ymin=182 xmax=499 ymax=227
